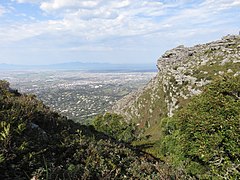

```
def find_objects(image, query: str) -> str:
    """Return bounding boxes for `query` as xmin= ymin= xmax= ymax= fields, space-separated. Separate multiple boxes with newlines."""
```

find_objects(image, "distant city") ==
xmin=0 ymin=62 xmax=157 ymax=72
xmin=1 ymin=70 xmax=156 ymax=122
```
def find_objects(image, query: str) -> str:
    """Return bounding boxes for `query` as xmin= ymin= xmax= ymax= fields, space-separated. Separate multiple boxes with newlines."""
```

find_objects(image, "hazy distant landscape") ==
xmin=1 ymin=70 xmax=156 ymax=122
xmin=0 ymin=62 xmax=157 ymax=72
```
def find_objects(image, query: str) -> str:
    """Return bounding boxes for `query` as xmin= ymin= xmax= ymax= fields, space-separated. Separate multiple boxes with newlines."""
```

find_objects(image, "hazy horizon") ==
xmin=0 ymin=61 xmax=158 ymax=72
xmin=0 ymin=0 xmax=239 ymax=65
xmin=0 ymin=61 xmax=156 ymax=66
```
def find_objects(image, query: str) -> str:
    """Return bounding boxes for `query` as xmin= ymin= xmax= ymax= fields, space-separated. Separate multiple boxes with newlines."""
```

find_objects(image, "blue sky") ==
xmin=0 ymin=0 xmax=239 ymax=65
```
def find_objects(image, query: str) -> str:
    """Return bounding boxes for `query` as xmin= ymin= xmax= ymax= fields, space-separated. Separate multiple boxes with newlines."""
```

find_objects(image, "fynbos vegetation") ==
xmin=0 ymin=80 xmax=176 ymax=179
xmin=157 ymin=75 xmax=240 ymax=179
xmin=1 ymin=35 xmax=239 ymax=179
xmin=112 ymin=35 xmax=240 ymax=178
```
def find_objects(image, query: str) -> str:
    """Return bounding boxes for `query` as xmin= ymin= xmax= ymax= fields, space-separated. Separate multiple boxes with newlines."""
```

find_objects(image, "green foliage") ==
xmin=157 ymin=75 xmax=240 ymax=179
xmin=92 ymin=113 xmax=136 ymax=142
xmin=0 ymin=80 xmax=175 ymax=179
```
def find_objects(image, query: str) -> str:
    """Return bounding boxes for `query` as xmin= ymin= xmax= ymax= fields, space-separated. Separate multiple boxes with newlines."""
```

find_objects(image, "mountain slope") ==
xmin=112 ymin=34 xmax=240 ymax=139
xmin=0 ymin=80 xmax=178 ymax=179
xmin=156 ymin=75 xmax=240 ymax=178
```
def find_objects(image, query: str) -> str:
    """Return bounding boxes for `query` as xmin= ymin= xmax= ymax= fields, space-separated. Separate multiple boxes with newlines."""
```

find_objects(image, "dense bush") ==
xmin=0 ymin=80 xmax=175 ymax=179
xmin=157 ymin=75 xmax=240 ymax=179
xmin=92 ymin=113 xmax=136 ymax=143
xmin=4 ymin=73 xmax=239 ymax=179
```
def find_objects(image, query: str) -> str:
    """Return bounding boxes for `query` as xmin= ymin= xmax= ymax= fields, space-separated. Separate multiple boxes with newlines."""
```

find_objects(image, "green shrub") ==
xmin=157 ymin=75 xmax=240 ymax=179
xmin=92 ymin=113 xmax=136 ymax=142
xmin=0 ymin=80 xmax=175 ymax=179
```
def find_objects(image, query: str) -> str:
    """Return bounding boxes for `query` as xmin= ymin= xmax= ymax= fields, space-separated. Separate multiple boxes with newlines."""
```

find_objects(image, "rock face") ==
xmin=112 ymin=35 xmax=240 ymax=131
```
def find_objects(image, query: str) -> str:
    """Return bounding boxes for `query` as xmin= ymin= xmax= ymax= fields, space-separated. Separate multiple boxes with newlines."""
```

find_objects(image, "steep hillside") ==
xmin=112 ymin=34 xmax=240 ymax=139
xmin=0 ymin=80 xmax=178 ymax=179
xmin=156 ymin=75 xmax=240 ymax=179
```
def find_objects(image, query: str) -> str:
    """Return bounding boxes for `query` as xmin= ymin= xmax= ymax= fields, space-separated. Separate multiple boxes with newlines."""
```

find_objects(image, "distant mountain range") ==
xmin=0 ymin=62 xmax=157 ymax=72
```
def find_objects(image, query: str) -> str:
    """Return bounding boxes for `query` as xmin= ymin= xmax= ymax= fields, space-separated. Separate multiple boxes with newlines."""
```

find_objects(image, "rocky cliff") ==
xmin=112 ymin=34 xmax=240 ymax=136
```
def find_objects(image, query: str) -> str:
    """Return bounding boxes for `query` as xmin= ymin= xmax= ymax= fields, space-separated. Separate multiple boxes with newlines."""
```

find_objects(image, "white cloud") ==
xmin=0 ymin=5 xmax=7 ymax=16
xmin=110 ymin=0 xmax=131 ymax=9
xmin=15 ymin=0 xmax=43 ymax=3
xmin=232 ymin=0 xmax=240 ymax=6
xmin=200 ymin=0 xmax=240 ymax=10
xmin=1 ymin=0 xmax=240 ymax=50
xmin=66 ymin=45 xmax=113 ymax=52
xmin=40 ymin=0 xmax=100 ymax=12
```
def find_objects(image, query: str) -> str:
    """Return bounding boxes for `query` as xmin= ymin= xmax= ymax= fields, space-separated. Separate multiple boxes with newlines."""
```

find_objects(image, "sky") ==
xmin=0 ymin=0 xmax=239 ymax=65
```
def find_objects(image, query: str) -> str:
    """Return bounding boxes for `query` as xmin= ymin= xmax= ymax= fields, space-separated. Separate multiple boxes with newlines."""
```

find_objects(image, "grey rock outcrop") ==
xmin=112 ymin=34 xmax=240 ymax=128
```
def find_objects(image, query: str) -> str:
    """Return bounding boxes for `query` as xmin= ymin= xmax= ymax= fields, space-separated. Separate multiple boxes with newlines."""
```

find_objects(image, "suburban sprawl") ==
xmin=0 ymin=70 xmax=156 ymax=122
